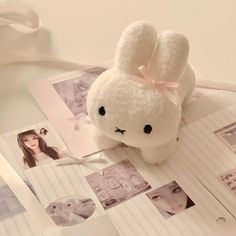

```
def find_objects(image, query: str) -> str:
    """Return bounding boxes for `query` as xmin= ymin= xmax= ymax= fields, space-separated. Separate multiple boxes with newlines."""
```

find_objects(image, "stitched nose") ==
xmin=115 ymin=127 xmax=126 ymax=135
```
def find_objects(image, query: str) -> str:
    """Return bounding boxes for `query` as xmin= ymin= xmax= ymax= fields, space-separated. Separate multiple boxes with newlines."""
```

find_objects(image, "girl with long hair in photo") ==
xmin=17 ymin=129 xmax=63 ymax=168
xmin=147 ymin=181 xmax=194 ymax=219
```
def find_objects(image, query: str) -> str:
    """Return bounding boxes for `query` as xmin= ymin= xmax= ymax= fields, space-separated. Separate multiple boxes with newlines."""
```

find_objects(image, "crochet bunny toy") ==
xmin=86 ymin=21 xmax=195 ymax=164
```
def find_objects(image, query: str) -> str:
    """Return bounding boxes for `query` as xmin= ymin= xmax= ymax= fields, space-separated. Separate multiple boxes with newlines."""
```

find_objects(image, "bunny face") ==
xmin=87 ymin=69 xmax=181 ymax=147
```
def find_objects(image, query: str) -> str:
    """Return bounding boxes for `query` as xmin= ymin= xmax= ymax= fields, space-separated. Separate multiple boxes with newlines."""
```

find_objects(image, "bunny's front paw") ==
xmin=140 ymin=138 xmax=176 ymax=164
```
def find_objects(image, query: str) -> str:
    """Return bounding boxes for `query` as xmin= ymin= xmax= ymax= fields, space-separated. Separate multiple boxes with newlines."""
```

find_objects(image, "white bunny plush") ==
xmin=86 ymin=21 xmax=195 ymax=164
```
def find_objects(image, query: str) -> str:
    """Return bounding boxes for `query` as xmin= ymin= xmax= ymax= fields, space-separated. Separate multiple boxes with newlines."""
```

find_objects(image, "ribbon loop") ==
xmin=130 ymin=65 xmax=179 ymax=106
xmin=55 ymin=151 xmax=104 ymax=175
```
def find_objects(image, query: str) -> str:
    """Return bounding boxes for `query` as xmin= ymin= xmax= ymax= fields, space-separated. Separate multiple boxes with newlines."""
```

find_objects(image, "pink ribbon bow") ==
xmin=130 ymin=65 xmax=179 ymax=106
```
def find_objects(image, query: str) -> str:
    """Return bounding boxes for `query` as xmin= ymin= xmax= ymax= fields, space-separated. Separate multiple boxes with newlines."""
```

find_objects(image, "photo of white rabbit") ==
xmin=45 ymin=196 xmax=96 ymax=227
xmin=86 ymin=160 xmax=151 ymax=209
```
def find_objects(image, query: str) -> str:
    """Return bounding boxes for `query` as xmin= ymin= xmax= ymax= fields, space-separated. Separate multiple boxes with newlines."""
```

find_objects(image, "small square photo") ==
xmin=146 ymin=181 xmax=195 ymax=219
xmin=214 ymin=122 xmax=236 ymax=153
xmin=1 ymin=123 xmax=66 ymax=171
xmin=53 ymin=67 xmax=105 ymax=117
xmin=86 ymin=160 xmax=151 ymax=209
xmin=219 ymin=167 xmax=236 ymax=195
xmin=16 ymin=128 xmax=65 ymax=169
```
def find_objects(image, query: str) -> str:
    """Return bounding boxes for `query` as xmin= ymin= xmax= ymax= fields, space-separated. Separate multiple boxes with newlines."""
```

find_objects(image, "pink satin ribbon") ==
xmin=130 ymin=65 xmax=179 ymax=106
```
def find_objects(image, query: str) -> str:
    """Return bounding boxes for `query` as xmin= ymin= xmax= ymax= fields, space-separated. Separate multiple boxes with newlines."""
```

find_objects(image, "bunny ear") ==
xmin=114 ymin=21 xmax=157 ymax=76
xmin=150 ymin=31 xmax=189 ymax=81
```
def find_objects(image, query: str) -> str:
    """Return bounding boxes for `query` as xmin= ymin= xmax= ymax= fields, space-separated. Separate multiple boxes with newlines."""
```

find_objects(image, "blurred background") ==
xmin=10 ymin=0 xmax=236 ymax=82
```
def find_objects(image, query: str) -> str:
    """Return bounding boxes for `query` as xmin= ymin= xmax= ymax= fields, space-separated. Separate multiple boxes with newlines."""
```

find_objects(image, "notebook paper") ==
xmin=19 ymin=147 xmax=236 ymax=235
xmin=0 ymin=153 xmax=60 ymax=236
xmin=2 ymin=67 xmax=236 ymax=235
xmin=0 ymin=121 xmax=234 ymax=236
xmin=0 ymin=121 xmax=119 ymax=236
xmin=175 ymin=103 xmax=236 ymax=218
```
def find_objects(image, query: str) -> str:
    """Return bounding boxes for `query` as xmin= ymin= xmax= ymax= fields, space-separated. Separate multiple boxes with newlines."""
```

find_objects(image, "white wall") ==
xmin=23 ymin=0 xmax=236 ymax=82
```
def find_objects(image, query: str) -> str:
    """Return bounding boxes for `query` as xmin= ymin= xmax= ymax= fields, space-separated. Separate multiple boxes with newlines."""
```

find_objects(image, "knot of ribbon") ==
xmin=130 ymin=65 xmax=179 ymax=106
xmin=55 ymin=150 xmax=104 ymax=175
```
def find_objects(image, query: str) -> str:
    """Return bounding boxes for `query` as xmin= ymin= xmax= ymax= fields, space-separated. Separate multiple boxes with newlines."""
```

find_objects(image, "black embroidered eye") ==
xmin=98 ymin=106 xmax=106 ymax=116
xmin=52 ymin=205 xmax=56 ymax=209
xmin=144 ymin=124 xmax=152 ymax=134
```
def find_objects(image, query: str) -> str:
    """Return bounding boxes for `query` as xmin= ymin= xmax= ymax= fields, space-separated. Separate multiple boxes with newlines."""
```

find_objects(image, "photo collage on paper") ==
xmin=51 ymin=67 xmax=196 ymax=218
xmin=0 ymin=67 xmax=107 ymax=227
xmin=86 ymin=159 xmax=195 ymax=218
xmin=0 ymin=67 xmax=196 ymax=223
xmin=0 ymin=122 xmax=100 ymax=227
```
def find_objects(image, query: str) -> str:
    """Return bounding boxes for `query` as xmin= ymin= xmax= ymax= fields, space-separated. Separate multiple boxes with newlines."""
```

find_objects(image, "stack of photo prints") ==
xmin=1 ymin=67 xmax=236 ymax=236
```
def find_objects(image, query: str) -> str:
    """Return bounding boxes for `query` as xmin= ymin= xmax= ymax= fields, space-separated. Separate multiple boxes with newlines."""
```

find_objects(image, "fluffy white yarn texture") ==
xmin=86 ymin=21 xmax=195 ymax=164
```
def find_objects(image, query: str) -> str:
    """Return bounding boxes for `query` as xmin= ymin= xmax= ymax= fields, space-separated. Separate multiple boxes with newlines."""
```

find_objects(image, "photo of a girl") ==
xmin=146 ymin=181 xmax=195 ymax=219
xmin=17 ymin=129 xmax=64 ymax=169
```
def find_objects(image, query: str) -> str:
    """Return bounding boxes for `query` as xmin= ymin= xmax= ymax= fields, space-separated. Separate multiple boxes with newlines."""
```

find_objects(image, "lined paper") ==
xmin=0 ymin=177 xmax=44 ymax=236
xmin=176 ymin=103 xmax=236 ymax=218
xmin=1 ymin=116 xmax=236 ymax=235
xmin=23 ymin=146 xmax=235 ymax=236
xmin=0 ymin=213 xmax=44 ymax=236
xmin=0 ymin=121 xmax=117 ymax=236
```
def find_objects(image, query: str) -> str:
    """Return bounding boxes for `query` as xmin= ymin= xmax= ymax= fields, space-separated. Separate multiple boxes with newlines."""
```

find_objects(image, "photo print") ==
xmin=0 ymin=178 xmax=25 ymax=220
xmin=146 ymin=181 xmax=195 ymax=219
xmin=219 ymin=167 xmax=236 ymax=195
xmin=214 ymin=121 xmax=236 ymax=153
xmin=0 ymin=122 xmax=67 ymax=170
xmin=86 ymin=160 xmax=151 ymax=209
xmin=45 ymin=196 xmax=96 ymax=227
xmin=53 ymin=67 xmax=106 ymax=122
